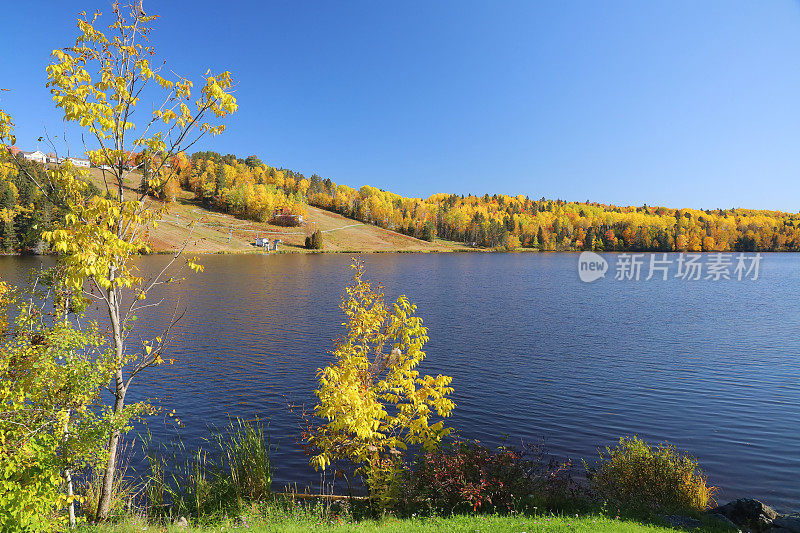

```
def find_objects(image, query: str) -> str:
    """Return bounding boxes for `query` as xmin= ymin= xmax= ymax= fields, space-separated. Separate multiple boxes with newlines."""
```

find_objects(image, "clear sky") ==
xmin=4 ymin=1 xmax=800 ymax=211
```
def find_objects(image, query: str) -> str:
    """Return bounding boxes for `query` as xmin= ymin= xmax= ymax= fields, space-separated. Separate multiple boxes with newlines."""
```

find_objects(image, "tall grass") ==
xmin=141 ymin=417 xmax=273 ymax=521
xmin=79 ymin=440 xmax=138 ymax=522
xmin=214 ymin=417 xmax=273 ymax=505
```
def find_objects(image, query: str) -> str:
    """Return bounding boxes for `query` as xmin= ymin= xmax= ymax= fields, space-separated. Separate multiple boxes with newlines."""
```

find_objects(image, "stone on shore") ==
xmin=660 ymin=514 xmax=702 ymax=529
xmin=703 ymin=512 xmax=741 ymax=532
xmin=709 ymin=499 xmax=778 ymax=532
xmin=773 ymin=514 xmax=800 ymax=533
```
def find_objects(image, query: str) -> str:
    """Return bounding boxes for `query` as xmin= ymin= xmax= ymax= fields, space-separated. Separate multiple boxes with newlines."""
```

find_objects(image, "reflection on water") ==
xmin=1 ymin=253 xmax=799 ymax=511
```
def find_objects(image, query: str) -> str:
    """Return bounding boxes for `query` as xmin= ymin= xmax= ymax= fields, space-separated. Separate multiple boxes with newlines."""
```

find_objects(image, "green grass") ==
xmin=82 ymin=510 xmax=736 ymax=533
xmin=81 ymin=514 xmax=664 ymax=532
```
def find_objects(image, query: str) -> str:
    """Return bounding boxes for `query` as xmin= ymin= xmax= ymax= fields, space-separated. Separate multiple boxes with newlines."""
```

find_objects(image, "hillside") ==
xmin=84 ymin=168 xmax=468 ymax=254
xmin=184 ymin=153 xmax=800 ymax=253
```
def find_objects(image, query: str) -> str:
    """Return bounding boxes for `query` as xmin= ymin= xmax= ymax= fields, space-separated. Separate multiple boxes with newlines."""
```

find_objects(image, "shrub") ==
xmin=79 ymin=449 xmax=137 ymax=523
xmin=402 ymin=440 xmax=579 ymax=516
xmin=0 ymin=276 xmax=121 ymax=531
xmin=214 ymin=417 xmax=273 ymax=504
xmin=586 ymin=436 xmax=716 ymax=514
xmin=306 ymin=230 xmax=323 ymax=250
xmin=271 ymin=212 xmax=302 ymax=227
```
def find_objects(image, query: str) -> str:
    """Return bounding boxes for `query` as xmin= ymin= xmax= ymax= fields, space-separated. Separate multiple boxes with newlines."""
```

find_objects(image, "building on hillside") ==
xmin=67 ymin=157 xmax=91 ymax=168
xmin=20 ymin=150 xmax=46 ymax=163
xmin=271 ymin=209 xmax=303 ymax=227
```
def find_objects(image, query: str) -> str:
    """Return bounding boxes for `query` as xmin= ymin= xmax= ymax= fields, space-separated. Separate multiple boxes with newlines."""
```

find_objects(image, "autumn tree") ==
xmin=308 ymin=260 xmax=455 ymax=507
xmin=1 ymin=3 xmax=236 ymax=520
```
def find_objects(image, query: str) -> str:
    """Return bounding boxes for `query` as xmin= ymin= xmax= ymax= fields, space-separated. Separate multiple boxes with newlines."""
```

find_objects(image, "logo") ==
xmin=578 ymin=251 xmax=608 ymax=282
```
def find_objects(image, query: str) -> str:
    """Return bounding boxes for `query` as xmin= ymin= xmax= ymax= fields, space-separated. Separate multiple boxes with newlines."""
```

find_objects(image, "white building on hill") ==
xmin=21 ymin=150 xmax=46 ymax=163
xmin=67 ymin=157 xmax=91 ymax=168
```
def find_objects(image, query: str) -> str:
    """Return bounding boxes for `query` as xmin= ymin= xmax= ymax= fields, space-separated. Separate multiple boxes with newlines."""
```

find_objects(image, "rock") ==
xmin=173 ymin=516 xmax=189 ymax=528
xmin=660 ymin=514 xmax=702 ymax=529
xmin=329 ymin=498 xmax=350 ymax=516
xmin=773 ymin=514 xmax=800 ymax=533
xmin=703 ymin=513 xmax=741 ymax=532
xmin=709 ymin=499 xmax=778 ymax=532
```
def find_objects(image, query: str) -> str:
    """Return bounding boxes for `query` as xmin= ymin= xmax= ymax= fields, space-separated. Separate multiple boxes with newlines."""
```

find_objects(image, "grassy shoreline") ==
xmin=81 ymin=501 xmax=738 ymax=533
xmin=72 ymin=420 xmax=735 ymax=533
xmin=82 ymin=514 xmax=713 ymax=532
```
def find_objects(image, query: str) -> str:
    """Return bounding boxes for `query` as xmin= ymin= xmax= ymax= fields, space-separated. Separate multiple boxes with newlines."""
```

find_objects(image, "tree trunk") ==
xmin=96 ymin=373 xmax=125 ymax=520
xmin=63 ymin=409 xmax=76 ymax=530
xmin=96 ymin=286 xmax=126 ymax=521
xmin=66 ymin=467 xmax=76 ymax=530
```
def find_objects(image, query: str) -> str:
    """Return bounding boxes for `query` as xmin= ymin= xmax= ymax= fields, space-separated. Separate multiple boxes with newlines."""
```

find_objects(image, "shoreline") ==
xmin=2 ymin=249 xmax=794 ymax=257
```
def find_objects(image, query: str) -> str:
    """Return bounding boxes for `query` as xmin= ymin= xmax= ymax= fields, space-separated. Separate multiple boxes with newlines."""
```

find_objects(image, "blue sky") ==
xmin=4 ymin=1 xmax=800 ymax=211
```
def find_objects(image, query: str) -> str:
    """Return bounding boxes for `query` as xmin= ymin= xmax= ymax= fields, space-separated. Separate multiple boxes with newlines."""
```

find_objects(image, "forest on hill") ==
xmin=177 ymin=151 xmax=800 ymax=252
xmin=0 ymin=157 xmax=102 ymax=253
xmin=2 ymin=148 xmax=800 ymax=253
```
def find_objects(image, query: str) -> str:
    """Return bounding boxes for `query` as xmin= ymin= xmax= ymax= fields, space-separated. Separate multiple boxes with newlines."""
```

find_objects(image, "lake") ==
xmin=2 ymin=252 xmax=799 ymax=511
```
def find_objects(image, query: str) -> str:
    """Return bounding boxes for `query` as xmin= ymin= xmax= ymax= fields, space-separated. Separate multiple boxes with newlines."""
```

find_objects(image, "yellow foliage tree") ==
xmin=308 ymin=260 xmax=455 ymax=501
xmin=1 ymin=3 xmax=236 ymax=520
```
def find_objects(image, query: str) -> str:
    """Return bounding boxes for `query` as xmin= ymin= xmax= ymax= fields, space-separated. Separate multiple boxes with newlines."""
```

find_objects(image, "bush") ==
xmin=80 ymin=449 xmax=137 ymax=523
xmin=306 ymin=229 xmax=323 ymax=250
xmin=402 ymin=440 xmax=578 ymax=516
xmin=215 ymin=417 xmax=273 ymax=504
xmin=586 ymin=436 xmax=716 ymax=514
xmin=0 ymin=277 xmax=119 ymax=531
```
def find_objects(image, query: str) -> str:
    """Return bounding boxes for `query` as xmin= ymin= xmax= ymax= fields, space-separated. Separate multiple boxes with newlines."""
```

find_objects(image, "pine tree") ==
xmin=0 ymin=183 xmax=15 ymax=253
xmin=1 ymin=220 xmax=16 ymax=253
xmin=308 ymin=229 xmax=324 ymax=250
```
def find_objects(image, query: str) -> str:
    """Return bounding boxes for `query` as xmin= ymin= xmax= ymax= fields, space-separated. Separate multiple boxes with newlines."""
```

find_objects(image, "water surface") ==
xmin=2 ymin=253 xmax=798 ymax=511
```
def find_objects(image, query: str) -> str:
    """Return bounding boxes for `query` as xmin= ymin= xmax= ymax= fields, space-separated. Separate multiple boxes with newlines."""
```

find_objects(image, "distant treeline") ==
xmin=184 ymin=151 xmax=800 ymax=252
xmin=4 ymin=149 xmax=800 ymax=253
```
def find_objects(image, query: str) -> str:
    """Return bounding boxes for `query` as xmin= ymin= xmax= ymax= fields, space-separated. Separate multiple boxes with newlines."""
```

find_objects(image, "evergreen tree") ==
xmin=1 ymin=220 xmax=16 ymax=253
xmin=0 ymin=183 xmax=15 ymax=253
xmin=309 ymin=229 xmax=324 ymax=249
xmin=421 ymin=220 xmax=436 ymax=242
xmin=244 ymin=154 xmax=262 ymax=168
